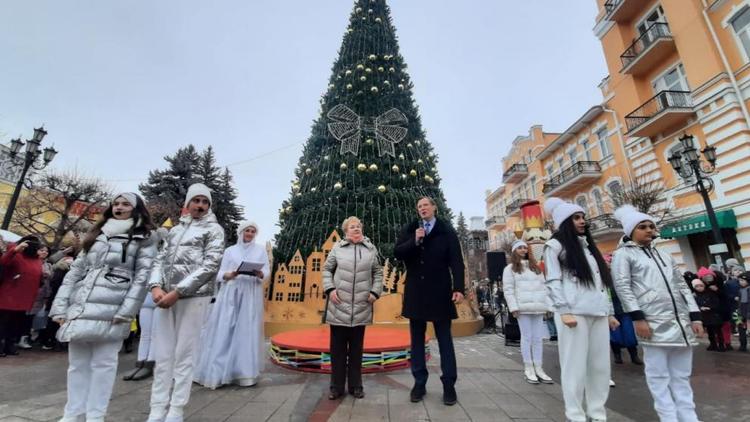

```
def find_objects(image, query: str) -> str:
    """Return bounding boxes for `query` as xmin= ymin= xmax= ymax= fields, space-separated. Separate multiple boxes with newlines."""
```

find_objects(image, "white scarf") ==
xmin=101 ymin=218 xmax=134 ymax=238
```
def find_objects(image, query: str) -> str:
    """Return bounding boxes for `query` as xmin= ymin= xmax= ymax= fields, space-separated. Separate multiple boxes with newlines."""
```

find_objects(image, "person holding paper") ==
xmin=194 ymin=221 xmax=269 ymax=389
xmin=323 ymin=216 xmax=383 ymax=400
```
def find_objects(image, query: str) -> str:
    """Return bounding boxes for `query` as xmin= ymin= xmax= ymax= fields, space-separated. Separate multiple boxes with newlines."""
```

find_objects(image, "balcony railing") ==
xmin=625 ymin=90 xmax=694 ymax=137
xmin=621 ymin=23 xmax=675 ymax=75
xmin=485 ymin=215 xmax=506 ymax=229
xmin=502 ymin=163 xmax=529 ymax=183
xmin=588 ymin=213 xmax=623 ymax=239
xmin=505 ymin=198 xmax=528 ymax=216
xmin=542 ymin=161 xmax=602 ymax=196
xmin=604 ymin=0 xmax=648 ymax=23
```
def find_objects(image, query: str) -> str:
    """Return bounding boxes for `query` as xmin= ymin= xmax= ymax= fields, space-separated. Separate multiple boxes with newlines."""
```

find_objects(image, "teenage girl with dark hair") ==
xmin=543 ymin=197 xmax=619 ymax=422
xmin=50 ymin=193 xmax=157 ymax=422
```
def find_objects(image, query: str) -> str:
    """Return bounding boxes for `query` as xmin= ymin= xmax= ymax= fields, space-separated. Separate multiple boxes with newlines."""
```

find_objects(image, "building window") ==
xmin=636 ymin=5 xmax=667 ymax=37
xmin=275 ymin=292 xmax=283 ymax=301
xmin=592 ymin=189 xmax=605 ymax=215
xmin=576 ymin=195 xmax=589 ymax=215
xmin=607 ymin=180 xmax=623 ymax=197
xmin=567 ymin=148 xmax=577 ymax=164
xmin=653 ymin=63 xmax=689 ymax=92
xmin=597 ymin=128 xmax=612 ymax=159
xmin=530 ymin=176 xmax=537 ymax=198
xmin=732 ymin=7 xmax=750 ymax=60
xmin=312 ymin=258 xmax=321 ymax=272
xmin=582 ymin=139 xmax=592 ymax=161
xmin=557 ymin=157 xmax=564 ymax=170
xmin=545 ymin=164 xmax=554 ymax=178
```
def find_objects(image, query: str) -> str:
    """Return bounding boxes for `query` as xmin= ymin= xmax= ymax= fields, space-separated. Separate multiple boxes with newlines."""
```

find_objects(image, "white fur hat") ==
xmin=184 ymin=183 xmax=212 ymax=207
xmin=511 ymin=240 xmax=528 ymax=253
xmin=543 ymin=197 xmax=585 ymax=229
xmin=112 ymin=192 xmax=138 ymax=207
xmin=614 ymin=204 xmax=654 ymax=238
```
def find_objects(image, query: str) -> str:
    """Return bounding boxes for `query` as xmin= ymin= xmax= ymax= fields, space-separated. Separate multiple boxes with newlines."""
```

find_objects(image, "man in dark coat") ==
xmin=395 ymin=196 xmax=465 ymax=406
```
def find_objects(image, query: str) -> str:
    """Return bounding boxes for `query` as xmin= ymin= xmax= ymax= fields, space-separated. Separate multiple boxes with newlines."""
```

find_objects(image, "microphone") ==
xmin=416 ymin=220 xmax=425 ymax=246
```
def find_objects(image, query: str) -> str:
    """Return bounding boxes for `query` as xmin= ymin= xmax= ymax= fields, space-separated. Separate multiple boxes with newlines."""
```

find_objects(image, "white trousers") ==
xmin=63 ymin=339 xmax=122 ymax=421
xmin=149 ymin=297 xmax=210 ymax=419
xmin=642 ymin=346 xmax=699 ymax=422
xmin=517 ymin=313 xmax=545 ymax=365
xmin=555 ymin=314 xmax=611 ymax=422
xmin=137 ymin=296 xmax=157 ymax=362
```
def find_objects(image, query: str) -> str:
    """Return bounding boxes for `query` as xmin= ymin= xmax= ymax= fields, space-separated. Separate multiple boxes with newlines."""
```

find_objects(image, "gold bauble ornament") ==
xmin=368 ymin=54 xmax=377 ymax=60
xmin=369 ymin=164 xmax=378 ymax=172
xmin=295 ymin=193 xmax=302 ymax=197
xmin=356 ymin=7 xmax=362 ymax=12
xmin=391 ymin=165 xmax=400 ymax=172
xmin=377 ymin=185 xmax=386 ymax=193
xmin=285 ymin=206 xmax=293 ymax=214
xmin=357 ymin=163 xmax=367 ymax=171
xmin=347 ymin=28 xmax=353 ymax=33
xmin=346 ymin=84 xmax=353 ymax=90
xmin=328 ymin=84 xmax=335 ymax=89
xmin=378 ymin=66 xmax=384 ymax=72
xmin=415 ymin=140 xmax=421 ymax=145
xmin=368 ymin=8 xmax=374 ymax=13
xmin=334 ymin=182 xmax=343 ymax=190
xmin=383 ymin=80 xmax=390 ymax=86
xmin=389 ymin=67 xmax=396 ymax=73
xmin=360 ymin=76 xmax=367 ymax=82
xmin=398 ymin=153 xmax=405 ymax=159
xmin=401 ymin=174 xmax=407 ymax=180
xmin=345 ymin=69 xmax=352 ymax=76
xmin=365 ymin=67 xmax=372 ymax=73
xmin=407 ymin=143 xmax=413 ymax=148
xmin=310 ymin=187 xmax=317 ymax=192
xmin=292 ymin=185 xmax=300 ymax=192
xmin=375 ymin=17 xmax=382 ymax=23
xmin=370 ymin=86 xmax=379 ymax=93
xmin=417 ymin=159 xmax=424 ymax=164
xmin=356 ymin=64 xmax=364 ymax=70
xmin=340 ymin=163 xmax=348 ymax=170
xmin=365 ymin=138 xmax=374 ymax=145
xmin=324 ymin=155 xmax=330 ymax=160
xmin=423 ymin=175 xmax=432 ymax=182
xmin=398 ymin=84 xmax=405 ymax=90
xmin=305 ymin=168 xmax=312 ymax=175
xmin=409 ymin=169 xmax=417 ymax=176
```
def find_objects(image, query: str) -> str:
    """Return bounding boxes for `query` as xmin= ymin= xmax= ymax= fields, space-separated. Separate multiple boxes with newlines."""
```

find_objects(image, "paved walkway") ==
xmin=0 ymin=332 xmax=748 ymax=421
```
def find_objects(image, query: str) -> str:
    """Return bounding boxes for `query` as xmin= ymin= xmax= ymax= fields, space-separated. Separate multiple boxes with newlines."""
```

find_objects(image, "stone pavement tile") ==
xmin=464 ymin=370 xmax=513 ymax=394
xmin=225 ymin=401 xmax=283 ymax=422
xmin=250 ymin=383 xmax=304 ymax=404
xmin=181 ymin=388 xmax=228 ymax=418
xmin=265 ymin=383 xmax=305 ymax=422
xmin=356 ymin=386 xmax=388 ymax=405
xmin=187 ymin=390 xmax=261 ymax=421
xmin=12 ymin=404 xmax=63 ymax=422
xmin=491 ymin=370 xmax=543 ymax=395
xmin=520 ymin=392 xmax=566 ymax=422
xmin=489 ymin=393 xmax=548 ymax=420
xmin=0 ymin=417 xmax=36 ymax=422
xmin=461 ymin=406 xmax=513 ymax=422
xmin=325 ymin=397 xmax=353 ymax=422
xmin=349 ymin=403 xmax=389 ymax=421
xmin=422 ymin=392 xmax=470 ymax=421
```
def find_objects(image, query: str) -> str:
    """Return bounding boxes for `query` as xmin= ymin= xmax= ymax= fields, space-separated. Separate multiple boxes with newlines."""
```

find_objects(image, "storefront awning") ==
xmin=660 ymin=209 xmax=737 ymax=239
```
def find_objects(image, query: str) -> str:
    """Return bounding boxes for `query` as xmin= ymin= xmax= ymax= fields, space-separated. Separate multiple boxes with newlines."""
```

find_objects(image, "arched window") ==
xmin=592 ymin=188 xmax=605 ymax=215
xmin=607 ymin=180 xmax=623 ymax=196
xmin=576 ymin=195 xmax=589 ymax=215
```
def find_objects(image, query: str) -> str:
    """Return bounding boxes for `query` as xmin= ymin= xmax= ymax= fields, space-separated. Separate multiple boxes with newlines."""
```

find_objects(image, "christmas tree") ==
xmin=274 ymin=0 xmax=452 ymax=264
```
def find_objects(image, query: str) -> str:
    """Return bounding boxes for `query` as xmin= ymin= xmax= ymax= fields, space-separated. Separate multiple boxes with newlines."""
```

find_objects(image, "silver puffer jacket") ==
xmin=611 ymin=238 xmax=700 ymax=347
xmin=323 ymin=237 xmax=384 ymax=327
xmin=148 ymin=211 xmax=225 ymax=297
xmin=50 ymin=232 xmax=158 ymax=342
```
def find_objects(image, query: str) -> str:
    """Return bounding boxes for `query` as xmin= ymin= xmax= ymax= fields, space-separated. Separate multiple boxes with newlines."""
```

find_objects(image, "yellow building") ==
xmin=487 ymin=0 xmax=750 ymax=269
xmin=593 ymin=0 xmax=750 ymax=268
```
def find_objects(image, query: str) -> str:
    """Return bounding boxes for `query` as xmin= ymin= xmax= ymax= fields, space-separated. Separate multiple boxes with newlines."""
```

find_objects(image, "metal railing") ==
xmin=542 ymin=161 xmax=602 ymax=194
xmin=621 ymin=22 xmax=672 ymax=69
xmin=588 ymin=213 xmax=622 ymax=234
xmin=604 ymin=0 xmax=622 ymax=15
xmin=485 ymin=215 xmax=506 ymax=227
xmin=502 ymin=163 xmax=528 ymax=181
xmin=505 ymin=198 xmax=528 ymax=215
xmin=625 ymin=90 xmax=693 ymax=132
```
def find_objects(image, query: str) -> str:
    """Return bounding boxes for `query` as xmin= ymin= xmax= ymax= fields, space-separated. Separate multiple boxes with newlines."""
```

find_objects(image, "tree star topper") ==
xmin=327 ymin=104 xmax=408 ymax=157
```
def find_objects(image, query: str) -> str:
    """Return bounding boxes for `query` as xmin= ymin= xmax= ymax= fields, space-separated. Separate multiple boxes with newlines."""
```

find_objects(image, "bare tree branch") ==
xmin=610 ymin=177 xmax=675 ymax=224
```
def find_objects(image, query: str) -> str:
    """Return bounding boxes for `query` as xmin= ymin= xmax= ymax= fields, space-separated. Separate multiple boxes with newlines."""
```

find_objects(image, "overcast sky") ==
xmin=0 ymin=1 xmax=607 ymax=244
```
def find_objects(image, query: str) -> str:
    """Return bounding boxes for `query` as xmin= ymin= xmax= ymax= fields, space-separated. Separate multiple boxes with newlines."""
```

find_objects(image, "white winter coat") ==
xmin=502 ymin=262 xmax=551 ymax=314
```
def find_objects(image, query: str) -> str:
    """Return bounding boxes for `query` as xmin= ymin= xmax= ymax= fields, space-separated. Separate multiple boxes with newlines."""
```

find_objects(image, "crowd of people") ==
xmin=1 ymin=184 xmax=747 ymax=422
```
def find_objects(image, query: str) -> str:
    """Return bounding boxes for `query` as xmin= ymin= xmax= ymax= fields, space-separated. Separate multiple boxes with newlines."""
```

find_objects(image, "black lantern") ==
xmin=9 ymin=138 xmax=24 ymax=155
xmin=32 ymin=126 xmax=48 ymax=142
xmin=679 ymin=133 xmax=695 ymax=150
xmin=668 ymin=151 xmax=683 ymax=171
xmin=702 ymin=145 xmax=717 ymax=166
xmin=43 ymin=146 xmax=58 ymax=163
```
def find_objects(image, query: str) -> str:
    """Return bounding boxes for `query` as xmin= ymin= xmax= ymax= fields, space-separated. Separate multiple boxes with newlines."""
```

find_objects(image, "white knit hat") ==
xmin=184 ymin=183 xmax=212 ymax=207
xmin=543 ymin=197 xmax=585 ymax=229
xmin=112 ymin=192 xmax=138 ymax=207
xmin=511 ymin=240 xmax=527 ymax=252
xmin=614 ymin=204 xmax=654 ymax=238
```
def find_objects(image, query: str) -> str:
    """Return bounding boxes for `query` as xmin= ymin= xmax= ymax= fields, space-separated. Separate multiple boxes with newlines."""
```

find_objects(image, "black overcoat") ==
xmin=394 ymin=218 xmax=465 ymax=321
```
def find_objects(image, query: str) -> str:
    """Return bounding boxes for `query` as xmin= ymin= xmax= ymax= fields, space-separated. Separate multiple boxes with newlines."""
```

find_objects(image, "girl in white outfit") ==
xmin=502 ymin=239 xmax=553 ymax=384
xmin=50 ymin=193 xmax=157 ymax=422
xmin=543 ymin=197 xmax=620 ymax=422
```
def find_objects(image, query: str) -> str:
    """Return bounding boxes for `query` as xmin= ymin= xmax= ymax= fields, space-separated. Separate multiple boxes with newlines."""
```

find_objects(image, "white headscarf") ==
xmin=236 ymin=221 xmax=259 ymax=249
xmin=216 ymin=220 xmax=269 ymax=283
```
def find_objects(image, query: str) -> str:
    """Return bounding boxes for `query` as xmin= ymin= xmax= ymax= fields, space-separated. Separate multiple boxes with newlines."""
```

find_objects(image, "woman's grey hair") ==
xmin=341 ymin=216 xmax=363 ymax=233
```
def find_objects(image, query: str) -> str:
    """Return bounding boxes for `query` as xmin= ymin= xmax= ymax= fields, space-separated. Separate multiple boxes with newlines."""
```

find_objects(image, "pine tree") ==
xmin=273 ymin=0 xmax=452 ymax=265
xmin=139 ymin=145 xmax=201 ymax=225
xmin=456 ymin=212 xmax=470 ymax=253
xmin=140 ymin=145 xmax=244 ymax=240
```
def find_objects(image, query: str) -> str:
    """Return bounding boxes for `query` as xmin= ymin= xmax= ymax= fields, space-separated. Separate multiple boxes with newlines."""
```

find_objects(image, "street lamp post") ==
xmin=1 ymin=127 xmax=58 ymax=230
xmin=667 ymin=133 xmax=726 ymax=263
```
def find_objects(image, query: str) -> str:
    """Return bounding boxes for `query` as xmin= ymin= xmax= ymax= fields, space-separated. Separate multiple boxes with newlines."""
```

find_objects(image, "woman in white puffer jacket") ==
xmin=503 ymin=240 xmax=553 ymax=385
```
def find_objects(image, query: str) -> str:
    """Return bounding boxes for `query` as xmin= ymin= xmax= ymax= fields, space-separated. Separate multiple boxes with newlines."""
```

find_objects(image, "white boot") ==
xmin=17 ymin=336 xmax=32 ymax=349
xmin=533 ymin=363 xmax=554 ymax=384
xmin=524 ymin=364 xmax=539 ymax=384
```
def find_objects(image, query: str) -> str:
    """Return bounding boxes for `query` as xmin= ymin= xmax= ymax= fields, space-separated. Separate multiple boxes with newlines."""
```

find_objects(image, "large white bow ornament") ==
xmin=326 ymin=104 xmax=409 ymax=157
